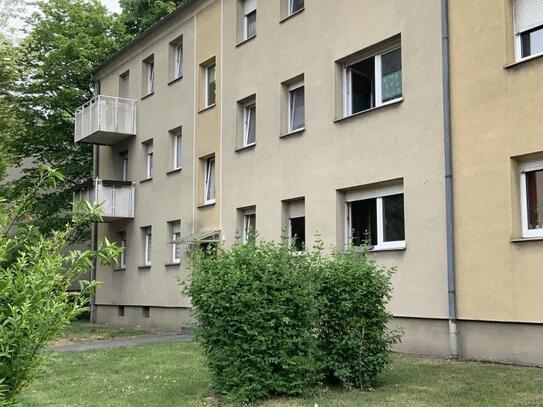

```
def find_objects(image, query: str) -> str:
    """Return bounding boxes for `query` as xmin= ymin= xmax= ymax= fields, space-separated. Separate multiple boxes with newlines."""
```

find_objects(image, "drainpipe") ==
xmin=441 ymin=0 xmax=458 ymax=358
xmin=89 ymin=144 xmax=99 ymax=324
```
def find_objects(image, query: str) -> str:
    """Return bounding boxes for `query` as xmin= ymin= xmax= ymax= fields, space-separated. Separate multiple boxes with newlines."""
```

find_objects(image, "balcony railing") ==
xmin=74 ymin=95 xmax=137 ymax=145
xmin=74 ymin=179 xmax=135 ymax=222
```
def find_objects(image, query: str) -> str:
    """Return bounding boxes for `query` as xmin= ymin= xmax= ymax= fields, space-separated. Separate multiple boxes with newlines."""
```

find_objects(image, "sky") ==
xmin=101 ymin=0 xmax=121 ymax=13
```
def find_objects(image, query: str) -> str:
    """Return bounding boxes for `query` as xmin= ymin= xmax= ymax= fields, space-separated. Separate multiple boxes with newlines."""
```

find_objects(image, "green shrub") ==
xmin=0 ymin=166 xmax=120 ymax=406
xmin=315 ymin=247 xmax=401 ymax=388
xmin=185 ymin=239 xmax=401 ymax=402
xmin=185 ymin=240 xmax=321 ymax=402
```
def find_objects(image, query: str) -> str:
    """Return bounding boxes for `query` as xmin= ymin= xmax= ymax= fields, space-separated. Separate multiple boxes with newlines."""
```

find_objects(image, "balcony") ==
xmin=74 ymin=95 xmax=137 ymax=145
xmin=74 ymin=179 xmax=135 ymax=222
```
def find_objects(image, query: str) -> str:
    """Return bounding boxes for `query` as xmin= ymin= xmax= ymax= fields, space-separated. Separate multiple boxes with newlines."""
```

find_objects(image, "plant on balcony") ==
xmin=0 ymin=166 xmax=120 ymax=406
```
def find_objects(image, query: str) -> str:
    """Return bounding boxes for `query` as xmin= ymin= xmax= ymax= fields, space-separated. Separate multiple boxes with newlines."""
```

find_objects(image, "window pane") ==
xmin=382 ymin=193 xmax=405 ymax=242
xmin=175 ymin=46 xmax=183 ymax=77
xmin=526 ymin=169 xmax=543 ymax=230
xmin=247 ymin=105 xmax=256 ymax=144
xmin=350 ymin=57 xmax=374 ymax=114
xmin=245 ymin=213 xmax=256 ymax=243
xmin=381 ymin=48 xmax=402 ymax=103
xmin=521 ymin=26 xmax=543 ymax=58
xmin=290 ymin=0 xmax=304 ymax=14
xmin=350 ymin=199 xmax=377 ymax=246
xmin=246 ymin=11 xmax=256 ymax=38
xmin=290 ymin=86 xmax=305 ymax=131
xmin=290 ymin=216 xmax=305 ymax=251
xmin=206 ymin=158 xmax=215 ymax=201
xmin=175 ymin=135 xmax=182 ymax=168
xmin=148 ymin=63 xmax=154 ymax=94
xmin=207 ymin=65 xmax=216 ymax=106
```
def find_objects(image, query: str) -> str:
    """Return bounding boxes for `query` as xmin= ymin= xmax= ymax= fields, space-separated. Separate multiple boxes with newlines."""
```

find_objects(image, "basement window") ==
xmin=343 ymin=46 xmax=402 ymax=117
xmin=345 ymin=183 xmax=405 ymax=250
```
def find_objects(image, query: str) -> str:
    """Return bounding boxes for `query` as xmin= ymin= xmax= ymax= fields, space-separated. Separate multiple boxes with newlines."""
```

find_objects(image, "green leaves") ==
xmin=184 ymin=242 xmax=401 ymax=402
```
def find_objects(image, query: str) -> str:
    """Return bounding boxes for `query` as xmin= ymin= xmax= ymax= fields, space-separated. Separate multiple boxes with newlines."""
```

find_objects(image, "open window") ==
xmin=169 ymin=220 xmax=181 ymax=264
xmin=238 ymin=95 xmax=256 ymax=148
xmin=288 ymin=81 xmax=305 ymax=132
xmin=341 ymin=42 xmax=402 ymax=117
xmin=287 ymin=200 xmax=305 ymax=251
xmin=169 ymin=35 xmax=183 ymax=81
xmin=519 ymin=159 xmax=543 ymax=238
xmin=513 ymin=0 xmax=543 ymax=60
xmin=205 ymin=63 xmax=216 ymax=107
xmin=204 ymin=156 xmax=216 ymax=205
xmin=143 ymin=140 xmax=153 ymax=180
xmin=142 ymin=226 xmax=152 ymax=266
xmin=117 ymin=231 xmax=127 ymax=269
xmin=169 ymin=127 xmax=182 ymax=171
xmin=345 ymin=183 xmax=405 ymax=250
xmin=142 ymin=55 xmax=154 ymax=96
xmin=241 ymin=207 xmax=256 ymax=243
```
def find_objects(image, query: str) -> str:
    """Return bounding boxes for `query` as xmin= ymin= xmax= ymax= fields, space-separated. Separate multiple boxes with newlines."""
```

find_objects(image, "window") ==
xmin=520 ymin=160 xmax=543 ymax=238
xmin=345 ymin=184 xmax=405 ymax=250
xmin=514 ymin=0 xmax=543 ymax=59
xmin=287 ymin=200 xmax=305 ymax=251
xmin=243 ymin=102 xmax=256 ymax=146
xmin=204 ymin=156 xmax=216 ymax=204
xmin=169 ymin=221 xmax=181 ymax=264
xmin=144 ymin=141 xmax=153 ymax=179
xmin=343 ymin=46 xmax=402 ymax=117
xmin=288 ymin=81 xmax=305 ymax=132
xmin=205 ymin=63 xmax=216 ymax=107
xmin=118 ymin=306 xmax=125 ymax=317
xmin=143 ymin=227 xmax=152 ymax=266
xmin=169 ymin=35 xmax=183 ymax=80
xmin=117 ymin=231 xmax=127 ymax=269
xmin=119 ymin=70 xmax=129 ymax=98
xmin=243 ymin=0 xmax=256 ymax=40
xmin=243 ymin=207 xmax=256 ymax=243
xmin=289 ymin=0 xmax=304 ymax=15
xmin=120 ymin=151 xmax=129 ymax=181
xmin=170 ymin=128 xmax=182 ymax=170
xmin=142 ymin=306 xmax=150 ymax=318
xmin=143 ymin=55 xmax=154 ymax=96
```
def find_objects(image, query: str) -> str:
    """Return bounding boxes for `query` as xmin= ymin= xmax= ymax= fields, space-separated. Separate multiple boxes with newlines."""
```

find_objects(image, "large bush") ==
xmin=0 ymin=167 xmax=119 ymax=406
xmin=185 ymin=240 xmax=400 ymax=402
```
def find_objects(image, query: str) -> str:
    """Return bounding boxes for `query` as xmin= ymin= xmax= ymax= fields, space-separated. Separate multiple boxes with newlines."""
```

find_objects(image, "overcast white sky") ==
xmin=100 ymin=0 xmax=121 ymax=13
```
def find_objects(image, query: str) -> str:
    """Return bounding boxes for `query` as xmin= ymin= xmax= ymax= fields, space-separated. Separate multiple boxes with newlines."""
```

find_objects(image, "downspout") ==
xmin=89 ymin=144 xmax=99 ymax=324
xmin=441 ymin=0 xmax=458 ymax=358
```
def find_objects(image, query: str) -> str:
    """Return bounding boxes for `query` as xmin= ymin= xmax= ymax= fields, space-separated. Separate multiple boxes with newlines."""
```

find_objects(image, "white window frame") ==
xmin=173 ymin=134 xmax=182 ymax=170
xmin=118 ymin=232 xmax=127 ymax=269
xmin=288 ymin=81 xmax=305 ymax=133
xmin=171 ymin=221 xmax=181 ymax=264
xmin=145 ymin=142 xmax=153 ymax=179
xmin=243 ymin=0 xmax=257 ymax=40
xmin=204 ymin=157 xmax=216 ymax=205
xmin=144 ymin=227 xmax=152 ymax=266
xmin=174 ymin=44 xmax=183 ymax=79
xmin=146 ymin=59 xmax=154 ymax=95
xmin=513 ymin=0 xmax=543 ymax=61
xmin=205 ymin=64 xmax=216 ymax=107
xmin=519 ymin=160 xmax=543 ymax=238
xmin=243 ymin=102 xmax=256 ymax=147
xmin=344 ymin=184 xmax=405 ymax=251
xmin=343 ymin=45 xmax=402 ymax=118
xmin=243 ymin=207 xmax=256 ymax=243
xmin=288 ymin=0 xmax=303 ymax=15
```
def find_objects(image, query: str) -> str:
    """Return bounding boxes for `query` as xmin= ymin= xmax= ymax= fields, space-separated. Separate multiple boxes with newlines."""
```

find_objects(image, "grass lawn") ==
xmin=50 ymin=321 xmax=153 ymax=345
xmin=20 ymin=340 xmax=543 ymax=406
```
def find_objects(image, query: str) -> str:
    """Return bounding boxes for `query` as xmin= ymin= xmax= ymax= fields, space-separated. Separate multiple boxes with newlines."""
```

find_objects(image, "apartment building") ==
xmin=449 ymin=0 xmax=543 ymax=365
xmin=73 ymin=0 xmax=543 ymax=364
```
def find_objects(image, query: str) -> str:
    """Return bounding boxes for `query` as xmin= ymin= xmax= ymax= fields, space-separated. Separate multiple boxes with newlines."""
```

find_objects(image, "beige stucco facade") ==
xmin=449 ymin=0 xmax=543 ymax=364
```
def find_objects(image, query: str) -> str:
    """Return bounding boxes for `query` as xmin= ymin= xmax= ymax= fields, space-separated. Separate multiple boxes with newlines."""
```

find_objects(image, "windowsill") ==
xmin=235 ymin=143 xmax=256 ymax=153
xmin=167 ymin=168 xmax=182 ymax=175
xmin=198 ymin=103 xmax=216 ymax=113
xmin=369 ymin=243 xmax=406 ymax=252
xmin=113 ymin=267 xmax=126 ymax=272
xmin=505 ymin=52 xmax=543 ymax=69
xmin=165 ymin=262 xmax=181 ymax=267
xmin=280 ymin=127 xmax=305 ymax=139
xmin=167 ymin=76 xmax=183 ymax=85
xmin=140 ymin=177 xmax=153 ymax=184
xmin=198 ymin=201 xmax=216 ymax=208
xmin=138 ymin=265 xmax=152 ymax=270
xmin=511 ymin=236 xmax=543 ymax=243
xmin=236 ymin=35 xmax=256 ymax=48
xmin=334 ymin=98 xmax=403 ymax=124
xmin=279 ymin=8 xmax=305 ymax=24
xmin=141 ymin=92 xmax=154 ymax=100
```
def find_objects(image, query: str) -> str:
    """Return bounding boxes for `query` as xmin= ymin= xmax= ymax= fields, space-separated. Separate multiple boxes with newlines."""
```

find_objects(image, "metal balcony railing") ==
xmin=74 ymin=95 xmax=137 ymax=145
xmin=74 ymin=179 xmax=135 ymax=222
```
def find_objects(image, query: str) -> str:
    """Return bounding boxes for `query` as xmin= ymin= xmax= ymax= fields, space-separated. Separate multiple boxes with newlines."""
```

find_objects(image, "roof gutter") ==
xmin=441 ymin=0 xmax=458 ymax=358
